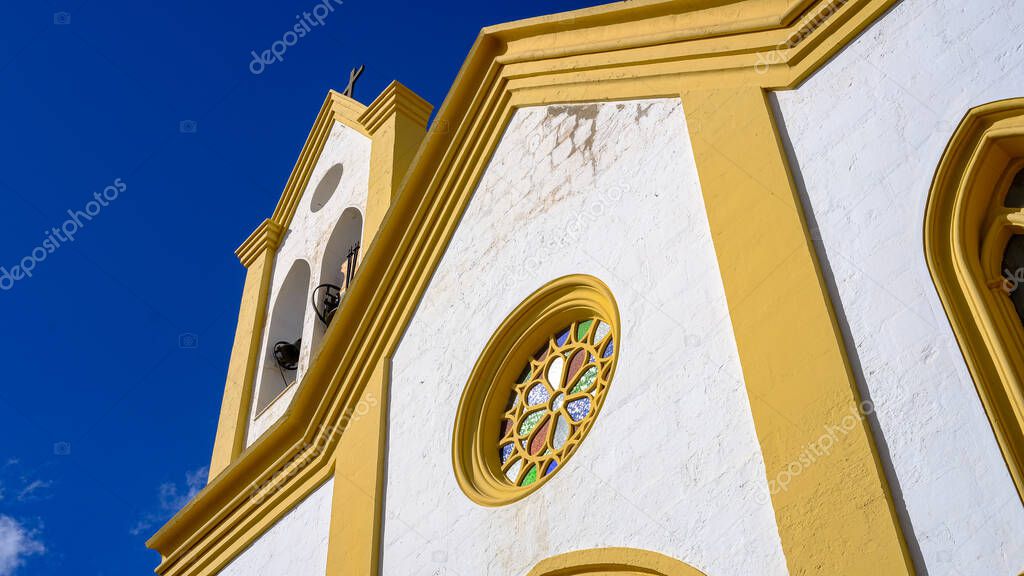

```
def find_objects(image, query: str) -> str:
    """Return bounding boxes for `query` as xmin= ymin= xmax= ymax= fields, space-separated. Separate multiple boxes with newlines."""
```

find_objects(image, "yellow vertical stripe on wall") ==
xmin=324 ymin=359 xmax=390 ymax=575
xmin=681 ymin=86 xmax=913 ymax=575
xmin=360 ymin=81 xmax=432 ymax=249
xmin=209 ymin=240 xmax=277 ymax=479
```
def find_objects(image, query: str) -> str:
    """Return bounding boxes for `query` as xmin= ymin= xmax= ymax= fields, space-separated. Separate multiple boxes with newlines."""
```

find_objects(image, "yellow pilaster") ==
xmin=358 ymin=81 xmax=432 ymax=247
xmin=324 ymin=360 xmax=389 ymax=576
xmin=320 ymin=82 xmax=429 ymax=576
xmin=208 ymin=219 xmax=282 ymax=480
xmin=681 ymin=87 xmax=913 ymax=575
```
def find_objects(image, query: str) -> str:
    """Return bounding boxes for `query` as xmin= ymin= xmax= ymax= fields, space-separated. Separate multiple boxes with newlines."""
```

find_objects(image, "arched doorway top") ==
xmin=526 ymin=548 xmax=707 ymax=576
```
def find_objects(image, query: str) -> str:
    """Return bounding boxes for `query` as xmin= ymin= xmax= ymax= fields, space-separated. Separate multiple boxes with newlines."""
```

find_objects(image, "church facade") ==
xmin=147 ymin=1 xmax=1024 ymax=574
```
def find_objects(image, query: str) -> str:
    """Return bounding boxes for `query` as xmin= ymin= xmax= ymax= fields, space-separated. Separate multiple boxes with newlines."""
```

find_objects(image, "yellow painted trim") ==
xmin=209 ymin=220 xmax=282 ymax=478
xmin=358 ymin=81 xmax=432 ymax=248
xmin=681 ymin=86 xmax=913 ymax=575
xmin=359 ymin=81 xmax=432 ymax=136
xmin=268 ymin=91 xmax=369 ymax=237
xmin=453 ymin=275 xmax=620 ymax=505
xmin=325 ymin=359 xmax=388 ymax=575
xmin=234 ymin=218 xmax=283 ymax=268
xmin=924 ymin=98 xmax=1024 ymax=504
xmin=150 ymin=1 xmax=907 ymax=574
xmin=527 ymin=547 xmax=707 ymax=576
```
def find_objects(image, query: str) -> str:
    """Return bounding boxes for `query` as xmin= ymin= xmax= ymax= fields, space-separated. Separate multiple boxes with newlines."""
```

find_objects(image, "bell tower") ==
xmin=207 ymin=80 xmax=431 ymax=478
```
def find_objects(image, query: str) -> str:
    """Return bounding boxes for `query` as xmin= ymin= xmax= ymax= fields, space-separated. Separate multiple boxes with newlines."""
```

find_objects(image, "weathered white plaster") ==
xmin=384 ymin=100 xmax=787 ymax=575
xmin=247 ymin=121 xmax=371 ymax=445
xmin=216 ymin=476 xmax=334 ymax=576
xmin=774 ymin=0 xmax=1024 ymax=573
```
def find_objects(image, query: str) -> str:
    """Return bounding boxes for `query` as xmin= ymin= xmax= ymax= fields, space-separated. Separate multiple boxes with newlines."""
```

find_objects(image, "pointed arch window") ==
xmin=925 ymin=99 xmax=1024 ymax=504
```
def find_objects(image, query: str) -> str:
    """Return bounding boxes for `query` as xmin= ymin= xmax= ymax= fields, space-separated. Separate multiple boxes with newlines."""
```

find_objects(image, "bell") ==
xmin=273 ymin=338 xmax=301 ymax=371
xmin=312 ymin=283 xmax=342 ymax=328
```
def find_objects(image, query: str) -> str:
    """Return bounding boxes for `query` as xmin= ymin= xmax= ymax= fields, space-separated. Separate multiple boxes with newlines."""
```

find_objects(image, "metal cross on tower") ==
xmin=343 ymin=65 xmax=365 ymax=99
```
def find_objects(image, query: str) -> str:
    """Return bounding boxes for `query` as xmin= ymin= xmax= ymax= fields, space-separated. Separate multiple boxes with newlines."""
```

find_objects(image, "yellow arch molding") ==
xmin=924 ymin=97 xmax=1024 ymax=504
xmin=148 ymin=1 xmax=912 ymax=575
xmin=527 ymin=548 xmax=707 ymax=576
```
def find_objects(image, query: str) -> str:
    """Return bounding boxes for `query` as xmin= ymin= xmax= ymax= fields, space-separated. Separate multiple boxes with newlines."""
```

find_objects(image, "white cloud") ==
xmin=128 ymin=519 xmax=152 ymax=537
xmin=0 ymin=516 xmax=44 ymax=576
xmin=0 ymin=460 xmax=51 ymax=504
xmin=131 ymin=466 xmax=208 ymax=537
xmin=16 ymin=481 xmax=51 ymax=503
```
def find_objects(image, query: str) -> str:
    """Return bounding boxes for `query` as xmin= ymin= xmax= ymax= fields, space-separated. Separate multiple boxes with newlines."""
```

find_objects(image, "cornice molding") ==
xmin=358 ymin=80 xmax=433 ymax=135
xmin=148 ymin=1 xmax=901 ymax=572
xmin=234 ymin=219 xmax=283 ymax=268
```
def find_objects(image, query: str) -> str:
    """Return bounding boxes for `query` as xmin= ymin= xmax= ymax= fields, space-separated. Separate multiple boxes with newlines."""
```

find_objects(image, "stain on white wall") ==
xmin=383 ymin=100 xmax=787 ymax=576
xmin=216 ymin=476 xmax=334 ymax=576
xmin=774 ymin=0 xmax=1024 ymax=573
xmin=247 ymin=121 xmax=371 ymax=445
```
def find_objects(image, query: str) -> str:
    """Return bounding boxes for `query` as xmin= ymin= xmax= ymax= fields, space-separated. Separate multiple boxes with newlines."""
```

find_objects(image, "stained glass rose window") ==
xmin=498 ymin=318 xmax=615 ymax=487
xmin=453 ymin=275 xmax=619 ymax=505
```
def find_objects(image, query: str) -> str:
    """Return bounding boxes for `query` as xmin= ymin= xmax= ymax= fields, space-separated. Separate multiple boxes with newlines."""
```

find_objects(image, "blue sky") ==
xmin=0 ymin=1 xmax=598 ymax=573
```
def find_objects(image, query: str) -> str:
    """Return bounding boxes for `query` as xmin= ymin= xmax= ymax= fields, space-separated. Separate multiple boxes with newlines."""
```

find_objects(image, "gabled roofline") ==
xmin=234 ymin=91 xmax=368 ymax=266
xmin=149 ymin=1 xmax=900 ymax=572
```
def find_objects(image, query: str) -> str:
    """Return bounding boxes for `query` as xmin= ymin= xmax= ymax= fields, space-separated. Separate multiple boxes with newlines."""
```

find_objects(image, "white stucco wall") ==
xmin=247 ymin=121 xmax=371 ymax=445
xmin=774 ymin=0 xmax=1024 ymax=573
xmin=383 ymin=100 xmax=787 ymax=575
xmin=217 ymin=477 xmax=334 ymax=576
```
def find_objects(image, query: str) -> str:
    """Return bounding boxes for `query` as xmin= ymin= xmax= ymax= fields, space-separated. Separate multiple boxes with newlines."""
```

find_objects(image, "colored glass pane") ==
xmin=519 ymin=410 xmax=544 ymax=435
xmin=547 ymin=356 xmax=565 ymax=388
xmin=566 ymin=397 xmax=591 ymax=422
xmin=602 ymin=338 xmax=614 ymax=358
xmin=521 ymin=465 xmax=538 ymax=486
xmin=570 ymin=366 xmax=597 ymax=394
xmin=552 ymin=414 xmax=569 ymax=449
xmin=576 ymin=319 xmax=593 ymax=341
xmin=530 ymin=417 xmax=551 ymax=455
xmin=566 ymin=349 xmax=586 ymax=384
xmin=495 ymin=316 xmax=617 ymax=492
xmin=551 ymin=393 xmax=565 ymax=411
xmin=527 ymin=383 xmax=550 ymax=406
xmin=505 ymin=459 xmax=522 ymax=482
